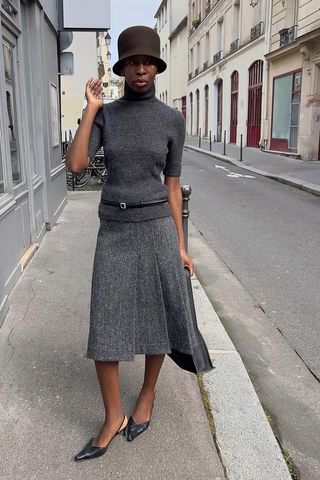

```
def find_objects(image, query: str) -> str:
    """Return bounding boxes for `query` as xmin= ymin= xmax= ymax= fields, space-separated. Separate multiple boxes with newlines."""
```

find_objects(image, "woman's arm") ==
xmin=165 ymin=176 xmax=194 ymax=275
xmin=66 ymin=78 xmax=103 ymax=174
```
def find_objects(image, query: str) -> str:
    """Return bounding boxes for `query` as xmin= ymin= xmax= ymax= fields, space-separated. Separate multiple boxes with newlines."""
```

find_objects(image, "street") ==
xmin=181 ymin=147 xmax=320 ymax=479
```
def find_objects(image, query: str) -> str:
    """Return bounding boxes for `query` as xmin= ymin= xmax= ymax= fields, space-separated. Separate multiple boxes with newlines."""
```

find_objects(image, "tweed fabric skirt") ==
xmin=87 ymin=215 xmax=197 ymax=361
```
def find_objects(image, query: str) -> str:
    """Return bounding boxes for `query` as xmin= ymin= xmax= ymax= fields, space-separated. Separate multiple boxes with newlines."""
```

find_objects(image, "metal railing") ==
xmin=250 ymin=22 xmax=264 ymax=40
xmin=213 ymin=50 xmax=224 ymax=65
xmin=279 ymin=25 xmax=297 ymax=47
xmin=230 ymin=38 xmax=240 ymax=54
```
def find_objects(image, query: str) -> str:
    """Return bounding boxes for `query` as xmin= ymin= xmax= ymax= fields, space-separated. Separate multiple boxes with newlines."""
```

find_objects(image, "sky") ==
xmin=109 ymin=0 xmax=161 ymax=70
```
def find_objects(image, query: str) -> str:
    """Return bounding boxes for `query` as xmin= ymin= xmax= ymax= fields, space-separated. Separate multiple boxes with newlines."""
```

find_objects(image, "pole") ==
xmin=240 ymin=134 xmax=243 ymax=162
xmin=223 ymin=130 xmax=226 ymax=155
xmin=181 ymin=185 xmax=192 ymax=253
xmin=198 ymin=128 xmax=201 ymax=148
xmin=209 ymin=130 xmax=212 ymax=151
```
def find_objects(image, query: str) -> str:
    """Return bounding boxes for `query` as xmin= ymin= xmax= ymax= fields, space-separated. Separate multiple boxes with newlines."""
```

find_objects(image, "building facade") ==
xmin=0 ymin=0 xmax=66 ymax=327
xmin=61 ymin=32 xmax=98 ymax=138
xmin=187 ymin=0 xmax=268 ymax=147
xmin=265 ymin=0 xmax=320 ymax=160
xmin=154 ymin=0 xmax=188 ymax=118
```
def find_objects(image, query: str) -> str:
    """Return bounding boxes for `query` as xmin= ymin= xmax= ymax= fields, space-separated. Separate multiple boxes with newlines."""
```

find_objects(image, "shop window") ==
xmin=272 ymin=75 xmax=292 ymax=140
xmin=271 ymin=71 xmax=301 ymax=152
xmin=3 ymin=40 xmax=22 ymax=185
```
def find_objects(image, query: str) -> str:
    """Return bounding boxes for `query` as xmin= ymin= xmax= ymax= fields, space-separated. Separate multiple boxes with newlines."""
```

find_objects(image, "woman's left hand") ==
xmin=180 ymin=248 xmax=194 ymax=276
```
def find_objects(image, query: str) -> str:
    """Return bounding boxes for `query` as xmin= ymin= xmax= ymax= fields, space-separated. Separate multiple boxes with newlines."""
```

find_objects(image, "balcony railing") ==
xmin=250 ymin=22 xmax=264 ymax=40
xmin=230 ymin=38 xmax=240 ymax=54
xmin=188 ymin=72 xmax=193 ymax=81
xmin=203 ymin=61 xmax=209 ymax=70
xmin=213 ymin=50 xmax=224 ymax=65
xmin=279 ymin=25 xmax=297 ymax=47
xmin=194 ymin=67 xmax=199 ymax=76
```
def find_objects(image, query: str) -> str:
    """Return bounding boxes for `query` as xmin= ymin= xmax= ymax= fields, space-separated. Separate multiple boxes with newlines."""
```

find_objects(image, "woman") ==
xmin=67 ymin=25 xmax=195 ymax=461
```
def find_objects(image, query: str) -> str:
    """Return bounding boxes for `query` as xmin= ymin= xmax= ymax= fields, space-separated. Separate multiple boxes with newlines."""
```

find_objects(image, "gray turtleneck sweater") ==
xmin=88 ymin=81 xmax=186 ymax=222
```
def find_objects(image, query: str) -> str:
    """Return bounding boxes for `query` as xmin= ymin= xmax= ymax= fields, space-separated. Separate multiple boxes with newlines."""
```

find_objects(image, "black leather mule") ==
xmin=74 ymin=415 xmax=128 ymax=461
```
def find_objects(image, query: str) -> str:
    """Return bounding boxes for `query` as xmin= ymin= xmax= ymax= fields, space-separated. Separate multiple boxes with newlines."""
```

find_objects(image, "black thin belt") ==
xmin=101 ymin=198 xmax=168 ymax=209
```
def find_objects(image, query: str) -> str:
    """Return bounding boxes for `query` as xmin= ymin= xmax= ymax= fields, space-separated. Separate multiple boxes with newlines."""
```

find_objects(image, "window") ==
xmin=21 ymin=9 xmax=38 ymax=177
xmin=271 ymin=71 xmax=302 ymax=152
xmin=3 ymin=39 xmax=22 ymax=185
xmin=233 ymin=2 xmax=240 ymax=42
xmin=190 ymin=47 xmax=194 ymax=73
xmin=205 ymin=32 xmax=209 ymax=62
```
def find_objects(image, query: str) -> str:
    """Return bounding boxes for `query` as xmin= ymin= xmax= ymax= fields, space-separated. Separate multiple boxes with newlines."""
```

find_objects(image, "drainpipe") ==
xmin=262 ymin=0 xmax=273 ymax=150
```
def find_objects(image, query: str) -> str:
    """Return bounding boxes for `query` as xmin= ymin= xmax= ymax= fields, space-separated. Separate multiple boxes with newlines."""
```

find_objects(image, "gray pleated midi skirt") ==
xmin=87 ymin=215 xmax=197 ymax=361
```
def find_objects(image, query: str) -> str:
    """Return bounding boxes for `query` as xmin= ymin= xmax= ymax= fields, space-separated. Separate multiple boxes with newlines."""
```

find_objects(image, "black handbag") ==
xmin=168 ymin=267 xmax=215 ymax=375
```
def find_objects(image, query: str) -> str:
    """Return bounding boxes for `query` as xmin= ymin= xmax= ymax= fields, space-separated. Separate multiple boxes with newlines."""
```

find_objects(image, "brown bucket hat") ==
xmin=112 ymin=25 xmax=167 ymax=77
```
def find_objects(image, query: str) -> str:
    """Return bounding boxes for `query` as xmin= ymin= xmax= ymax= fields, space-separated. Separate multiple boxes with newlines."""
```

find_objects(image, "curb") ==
xmin=190 ymin=243 xmax=292 ymax=479
xmin=184 ymin=144 xmax=320 ymax=198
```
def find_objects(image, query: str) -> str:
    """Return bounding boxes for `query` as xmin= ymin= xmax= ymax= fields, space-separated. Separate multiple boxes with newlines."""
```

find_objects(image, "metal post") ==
xmin=198 ymin=128 xmax=201 ymax=148
xmin=72 ymin=173 xmax=75 ymax=191
xmin=240 ymin=134 xmax=243 ymax=162
xmin=181 ymin=185 xmax=192 ymax=253
xmin=209 ymin=130 xmax=212 ymax=151
xmin=213 ymin=134 xmax=216 ymax=143
xmin=223 ymin=130 xmax=226 ymax=155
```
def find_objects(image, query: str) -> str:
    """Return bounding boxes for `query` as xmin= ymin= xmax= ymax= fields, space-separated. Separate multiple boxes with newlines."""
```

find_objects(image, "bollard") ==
xmin=209 ymin=130 xmax=212 ymax=151
xmin=213 ymin=134 xmax=216 ymax=143
xmin=72 ymin=173 xmax=75 ymax=191
xmin=240 ymin=134 xmax=243 ymax=162
xmin=198 ymin=128 xmax=201 ymax=149
xmin=223 ymin=130 xmax=226 ymax=155
xmin=181 ymin=185 xmax=192 ymax=253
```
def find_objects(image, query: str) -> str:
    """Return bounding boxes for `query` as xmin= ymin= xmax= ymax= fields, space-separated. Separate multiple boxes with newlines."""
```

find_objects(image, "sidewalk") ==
xmin=0 ymin=192 xmax=291 ymax=480
xmin=185 ymin=134 xmax=320 ymax=196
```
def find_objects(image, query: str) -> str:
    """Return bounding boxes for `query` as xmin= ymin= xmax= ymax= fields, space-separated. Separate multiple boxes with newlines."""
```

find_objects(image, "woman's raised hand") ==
xmin=85 ymin=77 xmax=103 ymax=110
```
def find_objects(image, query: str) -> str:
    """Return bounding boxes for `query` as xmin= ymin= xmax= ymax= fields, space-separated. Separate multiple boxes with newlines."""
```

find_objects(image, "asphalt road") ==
xmin=181 ymin=147 xmax=320 ymax=479
xmin=181 ymin=148 xmax=320 ymax=378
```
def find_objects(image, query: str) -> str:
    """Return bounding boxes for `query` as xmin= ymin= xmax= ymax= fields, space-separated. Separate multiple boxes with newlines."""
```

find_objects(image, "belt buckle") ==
xmin=120 ymin=202 xmax=126 ymax=209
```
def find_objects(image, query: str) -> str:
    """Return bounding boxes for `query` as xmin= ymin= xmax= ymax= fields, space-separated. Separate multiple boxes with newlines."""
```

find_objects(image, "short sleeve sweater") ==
xmin=88 ymin=81 xmax=186 ymax=222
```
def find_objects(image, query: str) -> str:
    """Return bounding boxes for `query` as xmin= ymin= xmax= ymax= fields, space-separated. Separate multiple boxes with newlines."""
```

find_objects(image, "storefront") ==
xmin=0 ymin=0 xmax=66 ymax=327
xmin=266 ymin=28 xmax=320 ymax=161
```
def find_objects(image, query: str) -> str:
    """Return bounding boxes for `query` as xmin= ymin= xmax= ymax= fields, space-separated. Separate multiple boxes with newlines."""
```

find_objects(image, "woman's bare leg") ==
xmin=132 ymin=354 xmax=165 ymax=423
xmin=93 ymin=361 xmax=127 ymax=447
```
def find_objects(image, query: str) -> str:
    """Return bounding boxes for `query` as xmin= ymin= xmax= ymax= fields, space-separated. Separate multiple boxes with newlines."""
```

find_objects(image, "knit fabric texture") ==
xmin=88 ymin=81 xmax=186 ymax=222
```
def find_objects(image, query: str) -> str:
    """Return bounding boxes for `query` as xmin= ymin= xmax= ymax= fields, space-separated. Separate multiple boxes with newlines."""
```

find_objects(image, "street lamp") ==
xmin=107 ymin=50 xmax=111 ymax=61
xmin=105 ymin=31 xmax=111 ymax=46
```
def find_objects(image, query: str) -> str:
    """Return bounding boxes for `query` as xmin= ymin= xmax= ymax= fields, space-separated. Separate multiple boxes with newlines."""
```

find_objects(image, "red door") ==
xmin=217 ymin=79 xmax=223 ymax=142
xmin=230 ymin=71 xmax=238 ymax=144
xmin=247 ymin=60 xmax=263 ymax=148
